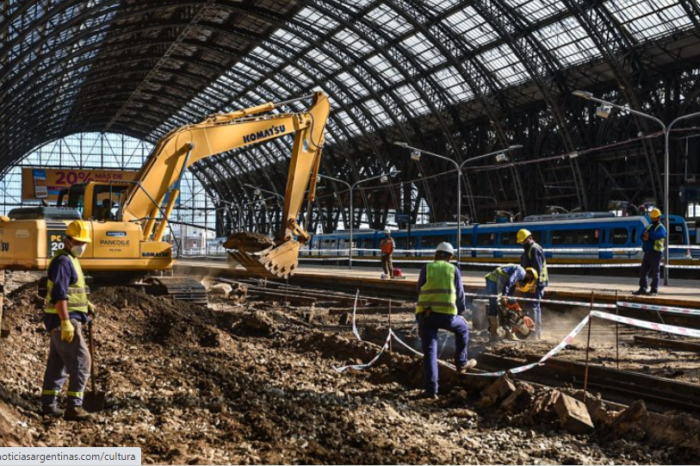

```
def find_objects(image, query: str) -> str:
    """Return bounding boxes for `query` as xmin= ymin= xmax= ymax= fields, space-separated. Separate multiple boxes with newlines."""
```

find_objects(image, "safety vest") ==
xmin=45 ymin=250 xmax=89 ymax=314
xmin=527 ymin=243 xmax=548 ymax=285
xmin=380 ymin=238 xmax=394 ymax=255
xmin=485 ymin=265 xmax=509 ymax=283
xmin=644 ymin=224 xmax=665 ymax=252
xmin=416 ymin=261 xmax=457 ymax=315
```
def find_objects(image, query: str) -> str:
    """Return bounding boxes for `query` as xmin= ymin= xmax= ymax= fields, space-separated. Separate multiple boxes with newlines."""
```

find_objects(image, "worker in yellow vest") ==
xmin=633 ymin=208 xmax=667 ymax=296
xmin=415 ymin=242 xmax=477 ymax=399
xmin=41 ymin=220 xmax=95 ymax=421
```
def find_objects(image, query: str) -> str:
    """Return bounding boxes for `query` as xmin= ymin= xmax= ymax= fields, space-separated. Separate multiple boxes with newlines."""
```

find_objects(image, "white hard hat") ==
xmin=384 ymin=228 xmax=391 ymax=234
xmin=436 ymin=242 xmax=454 ymax=255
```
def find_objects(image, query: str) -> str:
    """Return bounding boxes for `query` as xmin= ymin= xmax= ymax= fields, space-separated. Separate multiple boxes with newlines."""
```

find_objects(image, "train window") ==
xmin=461 ymin=234 xmax=472 ymax=246
xmin=477 ymin=233 xmax=493 ymax=246
xmin=552 ymin=229 xmax=599 ymax=245
xmin=500 ymin=232 xmax=518 ymax=245
xmin=669 ymin=224 xmax=685 ymax=245
xmin=611 ymin=228 xmax=629 ymax=245
xmin=532 ymin=230 xmax=544 ymax=243
xmin=361 ymin=239 xmax=374 ymax=250
xmin=408 ymin=236 xmax=418 ymax=249
xmin=422 ymin=235 xmax=449 ymax=248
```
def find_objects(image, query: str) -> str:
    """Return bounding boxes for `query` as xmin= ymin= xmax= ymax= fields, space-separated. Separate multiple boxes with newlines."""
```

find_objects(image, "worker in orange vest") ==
xmin=379 ymin=228 xmax=395 ymax=279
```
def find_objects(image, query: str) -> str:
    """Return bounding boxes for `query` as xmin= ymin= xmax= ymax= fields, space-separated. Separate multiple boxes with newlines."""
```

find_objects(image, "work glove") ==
xmin=60 ymin=320 xmax=75 ymax=343
xmin=87 ymin=302 xmax=97 ymax=319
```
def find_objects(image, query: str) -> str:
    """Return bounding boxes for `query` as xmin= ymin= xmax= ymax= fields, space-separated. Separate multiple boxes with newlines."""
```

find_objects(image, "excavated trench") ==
xmin=0 ymin=271 xmax=698 ymax=465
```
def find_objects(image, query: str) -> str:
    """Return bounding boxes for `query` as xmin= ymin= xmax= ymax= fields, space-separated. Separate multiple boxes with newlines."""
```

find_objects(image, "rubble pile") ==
xmin=0 ymin=272 xmax=697 ymax=464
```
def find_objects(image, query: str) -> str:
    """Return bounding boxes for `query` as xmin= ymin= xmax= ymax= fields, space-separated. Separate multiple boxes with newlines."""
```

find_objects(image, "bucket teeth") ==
xmin=227 ymin=240 xmax=301 ymax=279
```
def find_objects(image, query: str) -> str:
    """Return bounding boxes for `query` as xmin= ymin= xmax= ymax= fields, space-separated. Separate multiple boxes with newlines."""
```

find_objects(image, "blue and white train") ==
xmin=301 ymin=212 xmax=692 ymax=266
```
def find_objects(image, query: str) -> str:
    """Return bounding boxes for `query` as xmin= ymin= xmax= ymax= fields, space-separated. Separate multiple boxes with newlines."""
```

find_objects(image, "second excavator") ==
xmin=0 ymin=92 xmax=331 ymax=291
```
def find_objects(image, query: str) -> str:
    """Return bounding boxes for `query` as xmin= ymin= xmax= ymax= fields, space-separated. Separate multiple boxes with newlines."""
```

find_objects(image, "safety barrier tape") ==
xmin=333 ymin=333 xmax=392 ymax=373
xmin=464 ymin=292 xmax=617 ymax=309
xmin=617 ymin=301 xmax=700 ymax=316
xmin=590 ymin=310 xmax=700 ymax=338
xmin=300 ymin=245 xmax=697 ymax=255
xmin=352 ymin=289 xmax=362 ymax=341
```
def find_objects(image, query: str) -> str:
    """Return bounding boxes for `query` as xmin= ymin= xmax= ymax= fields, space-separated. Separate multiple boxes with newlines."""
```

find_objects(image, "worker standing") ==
xmin=633 ymin=208 xmax=667 ymax=296
xmin=379 ymin=228 xmax=395 ymax=279
xmin=484 ymin=264 xmax=537 ymax=341
xmin=517 ymin=229 xmax=548 ymax=339
xmin=41 ymin=220 xmax=95 ymax=421
xmin=415 ymin=242 xmax=477 ymax=399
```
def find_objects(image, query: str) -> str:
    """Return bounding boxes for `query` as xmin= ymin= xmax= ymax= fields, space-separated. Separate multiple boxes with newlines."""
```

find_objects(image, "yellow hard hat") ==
xmin=525 ymin=267 xmax=539 ymax=281
xmin=66 ymin=220 xmax=92 ymax=243
xmin=649 ymin=208 xmax=662 ymax=219
xmin=516 ymin=229 xmax=532 ymax=244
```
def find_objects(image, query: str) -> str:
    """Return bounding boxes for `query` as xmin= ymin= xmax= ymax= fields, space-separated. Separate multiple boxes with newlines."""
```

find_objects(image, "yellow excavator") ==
xmin=0 ymin=92 xmax=330 ymax=300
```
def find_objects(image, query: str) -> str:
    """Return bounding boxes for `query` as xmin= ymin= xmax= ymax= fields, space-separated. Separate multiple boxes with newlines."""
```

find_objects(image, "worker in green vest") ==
xmin=41 ymin=220 xmax=95 ymax=421
xmin=415 ymin=242 xmax=477 ymax=399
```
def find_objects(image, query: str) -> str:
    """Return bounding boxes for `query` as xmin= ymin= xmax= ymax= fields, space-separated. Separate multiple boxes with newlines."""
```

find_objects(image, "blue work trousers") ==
xmin=531 ymin=286 xmax=546 ymax=338
xmin=485 ymin=279 xmax=499 ymax=316
xmin=639 ymin=251 xmax=662 ymax=292
xmin=41 ymin=319 xmax=91 ymax=409
xmin=416 ymin=312 xmax=469 ymax=396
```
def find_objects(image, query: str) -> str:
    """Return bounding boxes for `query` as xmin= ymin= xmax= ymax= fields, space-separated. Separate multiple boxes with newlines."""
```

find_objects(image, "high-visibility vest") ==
xmin=416 ymin=261 xmax=457 ymax=315
xmin=644 ymin=224 xmax=665 ymax=252
xmin=45 ymin=250 xmax=88 ymax=314
xmin=527 ymin=243 xmax=548 ymax=285
xmin=485 ymin=265 xmax=510 ymax=283
xmin=380 ymin=238 xmax=394 ymax=254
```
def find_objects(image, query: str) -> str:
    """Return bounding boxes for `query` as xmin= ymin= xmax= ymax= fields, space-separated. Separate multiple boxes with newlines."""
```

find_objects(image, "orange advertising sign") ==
xmin=21 ymin=168 xmax=139 ymax=201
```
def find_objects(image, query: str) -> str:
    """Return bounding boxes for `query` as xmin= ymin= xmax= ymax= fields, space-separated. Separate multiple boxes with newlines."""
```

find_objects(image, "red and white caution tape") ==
xmin=617 ymin=301 xmax=700 ymax=316
xmin=591 ymin=310 xmax=700 ymax=337
xmin=464 ymin=292 xmax=617 ymax=309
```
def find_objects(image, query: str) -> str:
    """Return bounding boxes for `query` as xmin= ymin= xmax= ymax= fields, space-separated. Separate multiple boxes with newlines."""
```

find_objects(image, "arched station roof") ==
xmin=2 ymin=0 xmax=700 ymax=232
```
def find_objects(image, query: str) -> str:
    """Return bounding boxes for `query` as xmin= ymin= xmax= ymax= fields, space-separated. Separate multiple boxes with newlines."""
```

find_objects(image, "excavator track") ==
xmin=147 ymin=276 xmax=208 ymax=305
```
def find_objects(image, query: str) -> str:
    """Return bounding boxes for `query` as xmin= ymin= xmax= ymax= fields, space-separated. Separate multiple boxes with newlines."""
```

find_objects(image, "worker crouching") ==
xmin=517 ymin=229 xmax=548 ymax=339
xmin=415 ymin=242 xmax=477 ymax=399
xmin=41 ymin=220 xmax=95 ymax=421
xmin=484 ymin=264 xmax=537 ymax=341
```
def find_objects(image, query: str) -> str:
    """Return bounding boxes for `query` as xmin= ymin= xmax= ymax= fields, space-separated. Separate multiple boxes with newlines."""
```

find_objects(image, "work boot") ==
xmin=649 ymin=290 xmax=658 ymax=296
xmin=64 ymin=406 xmax=93 ymax=421
xmin=456 ymin=359 xmax=478 ymax=374
xmin=632 ymin=289 xmax=648 ymax=296
xmin=413 ymin=391 xmax=438 ymax=401
xmin=41 ymin=405 xmax=63 ymax=418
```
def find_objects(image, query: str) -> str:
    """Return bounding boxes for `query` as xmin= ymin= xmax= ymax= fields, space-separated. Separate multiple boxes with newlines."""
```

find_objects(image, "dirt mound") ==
xmin=222 ymin=232 xmax=273 ymax=252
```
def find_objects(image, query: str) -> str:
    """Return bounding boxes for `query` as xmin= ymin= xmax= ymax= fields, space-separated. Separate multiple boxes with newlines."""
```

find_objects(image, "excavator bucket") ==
xmin=228 ymin=240 xmax=301 ymax=279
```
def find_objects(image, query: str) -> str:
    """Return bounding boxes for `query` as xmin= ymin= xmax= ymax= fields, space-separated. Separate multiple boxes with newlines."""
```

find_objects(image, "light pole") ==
xmin=343 ymin=172 xmax=398 ymax=269
xmin=394 ymin=142 xmax=521 ymax=265
xmin=573 ymin=90 xmax=700 ymax=285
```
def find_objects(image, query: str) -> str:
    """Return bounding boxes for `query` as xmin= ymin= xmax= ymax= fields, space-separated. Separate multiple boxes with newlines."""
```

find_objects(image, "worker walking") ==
xmin=415 ymin=242 xmax=477 ymax=399
xmin=633 ymin=208 xmax=667 ymax=296
xmin=41 ymin=220 xmax=95 ymax=421
xmin=484 ymin=264 xmax=537 ymax=341
xmin=379 ymin=228 xmax=395 ymax=279
xmin=517 ymin=229 xmax=548 ymax=339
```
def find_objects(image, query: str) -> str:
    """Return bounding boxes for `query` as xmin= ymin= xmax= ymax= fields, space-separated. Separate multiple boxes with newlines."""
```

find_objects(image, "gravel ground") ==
xmin=0 ymin=272 xmax=696 ymax=464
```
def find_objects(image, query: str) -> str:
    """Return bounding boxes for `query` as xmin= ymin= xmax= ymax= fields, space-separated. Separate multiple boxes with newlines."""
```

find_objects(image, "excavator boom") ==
xmin=120 ymin=91 xmax=331 ymax=278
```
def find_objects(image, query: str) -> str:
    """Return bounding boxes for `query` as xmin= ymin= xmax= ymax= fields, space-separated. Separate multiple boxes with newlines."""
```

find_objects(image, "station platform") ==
xmin=176 ymin=259 xmax=700 ymax=309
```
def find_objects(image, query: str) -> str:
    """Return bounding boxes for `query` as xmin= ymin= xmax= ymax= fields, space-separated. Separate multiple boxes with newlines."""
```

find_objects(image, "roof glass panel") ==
xmin=336 ymin=71 xmax=369 ymax=98
xmin=361 ymin=99 xmax=392 ymax=127
xmin=366 ymin=54 xmax=404 ymax=84
xmin=533 ymin=17 xmax=601 ymax=66
xmin=479 ymin=45 xmax=529 ymax=86
xmin=605 ymin=0 xmax=694 ymax=40
xmin=401 ymin=33 xmax=446 ymax=68
xmin=432 ymin=67 xmax=474 ymax=103
xmin=333 ymin=29 xmax=374 ymax=56
xmin=444 ymin=7 xmax=498 ymax=48
xmin=423 ymin=0 xmax=462 ymax=13
xmin=395 ymin=85 xmax=429 ymax=116
xmin=335 ymin=111 xmax=362 ymax=136
xmin=270 ymin=28 xmax=309 ymax=49
xmin=366 ymin=4 xmax=413 ymax=38
xmin=502 ymin=0 xmax=567 ymax=22
xmin=295 ymin=7 xmax=339 ymax=34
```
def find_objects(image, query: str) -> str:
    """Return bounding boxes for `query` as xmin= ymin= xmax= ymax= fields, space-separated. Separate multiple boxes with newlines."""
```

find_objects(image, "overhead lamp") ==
xmin=410 ymin=150 xmax=422 ymax=161
xmin=380 ymin=175 xmax=389 ymax=183
xmin=596 ymin=104 xmax=612 ymax=119
xmin=572 ymin=90 xmax=593 ymax=99
xmin=254 ymin=189 xmax=261 ymax=196
xmin=495 ymin=153 xmax=509 ymax=163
